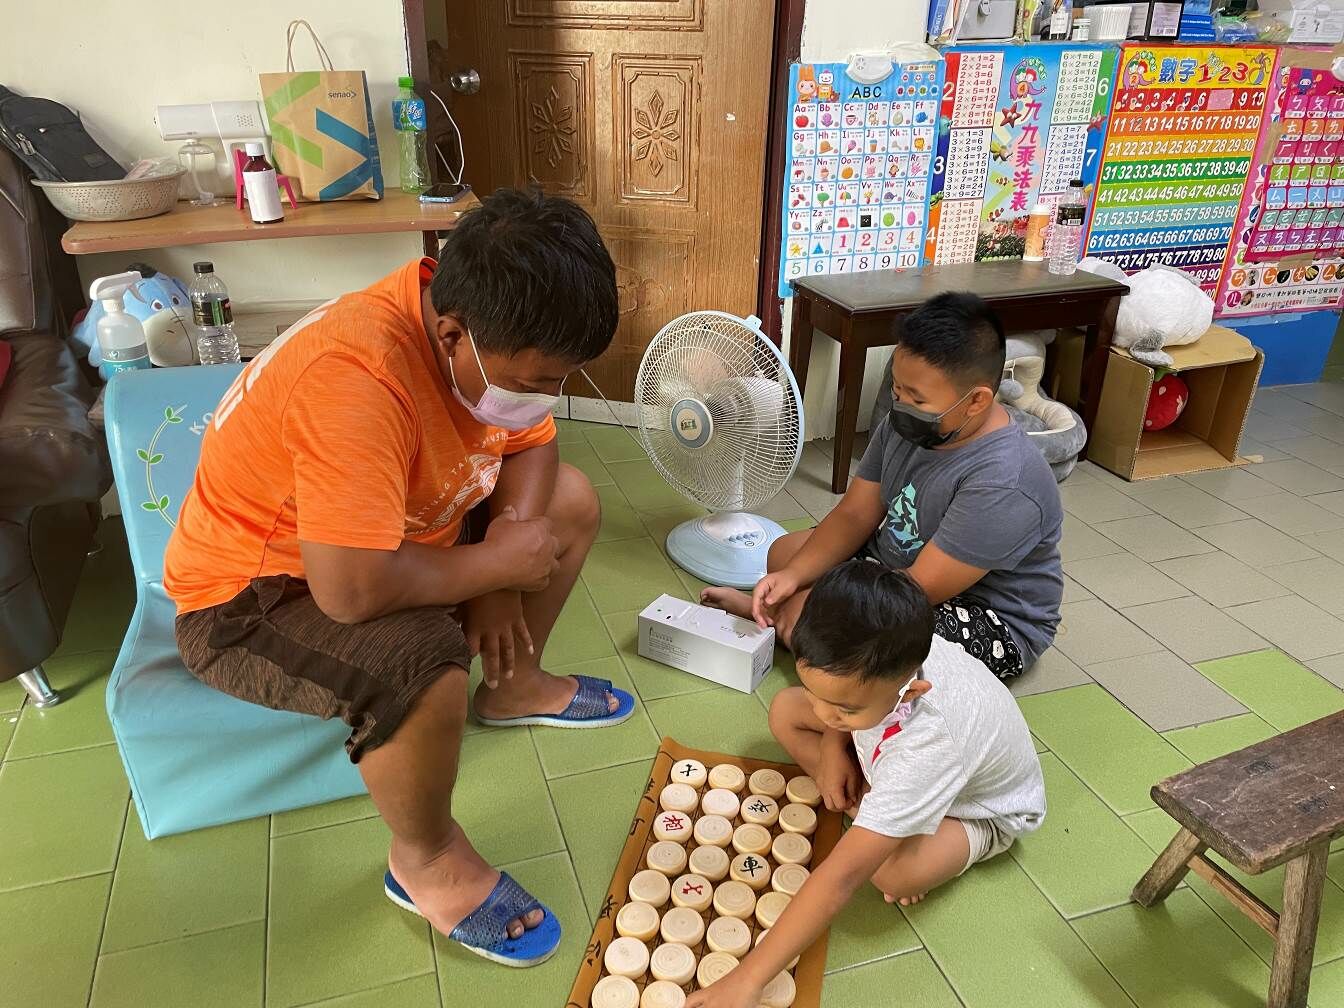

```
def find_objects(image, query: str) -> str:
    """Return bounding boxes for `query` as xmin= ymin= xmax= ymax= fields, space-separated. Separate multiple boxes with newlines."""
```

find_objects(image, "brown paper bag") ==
xmin=259 ymin=20 xmax=384 ymax=201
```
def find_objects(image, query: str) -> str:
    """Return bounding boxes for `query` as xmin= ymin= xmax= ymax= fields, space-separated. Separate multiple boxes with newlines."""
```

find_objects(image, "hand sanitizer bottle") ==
xmin=89 ymin=272 xmax=151 ymax=380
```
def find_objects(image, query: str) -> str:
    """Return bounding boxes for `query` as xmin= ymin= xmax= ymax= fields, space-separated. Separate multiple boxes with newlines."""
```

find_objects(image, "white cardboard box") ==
xmin=637 ymin=595 xmax=776 ymax=694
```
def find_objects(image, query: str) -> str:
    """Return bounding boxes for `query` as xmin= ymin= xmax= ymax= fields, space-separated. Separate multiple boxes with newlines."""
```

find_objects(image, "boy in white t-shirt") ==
xmin=685 ymin=559 xmax=1045 ymax=1008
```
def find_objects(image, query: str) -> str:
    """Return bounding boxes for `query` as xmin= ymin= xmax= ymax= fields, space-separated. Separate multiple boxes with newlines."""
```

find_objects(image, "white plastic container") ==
xmin=90 ymin=272 xmax=151 ymax=379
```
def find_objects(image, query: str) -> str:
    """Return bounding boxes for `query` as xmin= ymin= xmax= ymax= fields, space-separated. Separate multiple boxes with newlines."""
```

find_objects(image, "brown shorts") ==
xmin=175 ymin=574 xmax=471 ymax=762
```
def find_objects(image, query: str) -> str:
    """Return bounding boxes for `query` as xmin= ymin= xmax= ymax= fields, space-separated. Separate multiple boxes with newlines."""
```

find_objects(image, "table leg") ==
xmin=1079 ymin=295 xmax=1120 ymax=441
xmin=789 ymin=295 xmax=814 ymax=396
xmin=422 ymin=229 xmax=441 ymax=258
xmin=832 ymin=318 xmax=864 ymax=494
xmin=1269 ymin=842 xmax=1329 ymax=1008
xmin=1132 ymin=827 xmax=1206 ymax=906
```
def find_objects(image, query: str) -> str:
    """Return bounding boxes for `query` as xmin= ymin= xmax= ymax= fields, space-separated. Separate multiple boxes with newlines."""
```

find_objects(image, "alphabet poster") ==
xmin=778 ymin=57 xmax=945 ymax=297
xmin=1217 ymin=55 xmax=1344 ymax=316
xmin=1085 ymin=44 xmax=1276 ymax=293
xmin=925 ymin=43 xmax=1117 ymax=264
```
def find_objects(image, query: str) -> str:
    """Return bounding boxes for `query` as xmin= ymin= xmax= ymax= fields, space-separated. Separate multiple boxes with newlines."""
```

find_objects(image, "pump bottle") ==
xmin=89 ymin=272 xmax=151 ymax=380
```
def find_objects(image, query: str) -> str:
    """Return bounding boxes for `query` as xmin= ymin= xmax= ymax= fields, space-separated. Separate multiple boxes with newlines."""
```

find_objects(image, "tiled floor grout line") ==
xmin=84 ymin=797 xmax=130 ymax=1008
xmin=286 ymin=970 xmax=439 ymax=1008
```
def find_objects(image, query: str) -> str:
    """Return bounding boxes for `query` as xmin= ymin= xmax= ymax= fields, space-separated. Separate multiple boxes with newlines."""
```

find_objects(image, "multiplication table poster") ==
xmin=926 ymin=44 xmax=1117 ymax=264
xmin=1217 ymin=53 xmax=1344 ymax=317
xmin=778 ymin=57 xmax=945 ymax=297
xmin=1085 ymin=44 xmax=1276 ymax=293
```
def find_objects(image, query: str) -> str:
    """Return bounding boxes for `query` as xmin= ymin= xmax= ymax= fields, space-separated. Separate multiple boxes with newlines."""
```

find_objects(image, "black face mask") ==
xmin=888 ymin=388 xmax=975 ymax=449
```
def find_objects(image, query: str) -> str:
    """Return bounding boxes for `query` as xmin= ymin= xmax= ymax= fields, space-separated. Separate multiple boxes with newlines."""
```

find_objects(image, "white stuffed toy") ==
xmin=997 ymin=331 xmax=1086 ymax=481
xmin=1078 ymin=258 xmax=1212 ymax=368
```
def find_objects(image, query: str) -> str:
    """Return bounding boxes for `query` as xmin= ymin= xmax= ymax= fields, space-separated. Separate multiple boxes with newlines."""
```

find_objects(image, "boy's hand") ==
xmin=484 ymin=506 xmax=559 ymax=592
xmin=464 ymin=589 xmax=533 ymax=687
xmin=817 ymin=735 xmax=863 ymax=812
xmin=684 ymin=974 xmax=762 ymax=1008
xmin=751 ymin=569 xmax=801 ymax=628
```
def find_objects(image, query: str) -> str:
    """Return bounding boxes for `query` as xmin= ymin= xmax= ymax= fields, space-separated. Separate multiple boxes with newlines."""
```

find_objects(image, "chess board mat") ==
xmin=565 ymin=736 xmax=845 ymax=1007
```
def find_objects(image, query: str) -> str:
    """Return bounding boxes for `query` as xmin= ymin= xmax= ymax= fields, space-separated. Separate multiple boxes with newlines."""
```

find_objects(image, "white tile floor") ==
xmin=790 ymin=381 xmax=1344 ymax=733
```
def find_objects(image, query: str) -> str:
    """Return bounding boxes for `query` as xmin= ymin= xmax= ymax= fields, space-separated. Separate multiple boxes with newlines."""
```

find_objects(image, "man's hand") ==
xmin=817 ymin=734 xmax=863 ymax=813
xmin=751 ymin=568 xmax=802 ymax=628
xmin=684 ymin=973 xmax=762 ymax=1008
xmin=484 ymin=506 xmax=559 ymax=592
xmin=464 ymin=590 xmax=533 ymax=688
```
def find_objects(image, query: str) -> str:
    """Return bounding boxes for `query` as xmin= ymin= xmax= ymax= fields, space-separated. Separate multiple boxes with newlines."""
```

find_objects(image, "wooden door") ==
xmin=435 ymin=0 xmax=776 ymax=401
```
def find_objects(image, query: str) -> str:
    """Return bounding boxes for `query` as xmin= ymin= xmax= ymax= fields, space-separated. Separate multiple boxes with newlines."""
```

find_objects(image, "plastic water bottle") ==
xmin=1048 ymin=180 xmax=1086 ymax=276
xmin=393 ymin=76 xmax=430 ymax=195
xmin=188 ymin=261 xmax=241 ymax=365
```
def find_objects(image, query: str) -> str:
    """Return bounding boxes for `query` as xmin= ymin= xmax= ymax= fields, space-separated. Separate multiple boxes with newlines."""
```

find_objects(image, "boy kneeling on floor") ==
xmin=704 ymin=291 xmax=1064 ymax=683
xmin=686 ymin=561 xmax=1045 ymax=1008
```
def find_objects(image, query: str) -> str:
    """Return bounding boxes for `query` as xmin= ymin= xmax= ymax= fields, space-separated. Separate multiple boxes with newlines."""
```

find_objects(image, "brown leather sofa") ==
xmin=0 ymin=145 xmax=111 ymax=707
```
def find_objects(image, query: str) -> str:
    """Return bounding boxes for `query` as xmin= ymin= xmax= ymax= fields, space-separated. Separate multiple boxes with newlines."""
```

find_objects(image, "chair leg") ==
xmin=17 ymin=666 xmax=60 ymax=708
xmin=1133 ymin=826 xmax=1205 ymax=906
xmin=1269 ymin=842 xmax=1329 ymax=1008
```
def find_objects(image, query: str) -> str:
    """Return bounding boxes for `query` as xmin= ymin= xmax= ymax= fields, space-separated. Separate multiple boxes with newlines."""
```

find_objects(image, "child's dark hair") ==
xmin=430 ymin=187 xmax=617 ymax=363
xmin=792 ymin=560 xmax=935 ymax=681
xmin=895 ymin=291 xmax=1006 ymax=389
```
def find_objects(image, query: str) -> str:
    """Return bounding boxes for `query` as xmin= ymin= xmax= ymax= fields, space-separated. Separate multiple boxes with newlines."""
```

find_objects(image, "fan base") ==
xmin=665 ymin=512 xmax=790 ymax=590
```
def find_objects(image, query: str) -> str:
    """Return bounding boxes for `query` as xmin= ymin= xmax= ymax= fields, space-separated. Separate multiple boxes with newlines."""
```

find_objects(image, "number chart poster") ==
xmin=1217 ymin=56 xmax=1344 ymax=317
xmin=1085 ymin=44 xmax=1276 ymax=293
xmin=778 ymin=58 xmax=945 ymax=297
xmin=926 ymin=44 xmax=1117 ymax=265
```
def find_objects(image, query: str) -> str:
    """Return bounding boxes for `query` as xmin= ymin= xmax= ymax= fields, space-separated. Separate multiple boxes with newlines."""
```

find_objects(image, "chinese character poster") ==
xmin=926 ymin=43 xmax=1117 ymax=265
xmin=1085 ymin=44 xmax=1276 ymax=293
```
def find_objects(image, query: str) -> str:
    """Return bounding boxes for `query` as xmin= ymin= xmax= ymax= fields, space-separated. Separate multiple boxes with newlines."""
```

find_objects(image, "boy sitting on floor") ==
xmin=685 ymin=561 xmax=1045 ymax=1008
xmin=705 ymin=291 xmax=1063 ymax=689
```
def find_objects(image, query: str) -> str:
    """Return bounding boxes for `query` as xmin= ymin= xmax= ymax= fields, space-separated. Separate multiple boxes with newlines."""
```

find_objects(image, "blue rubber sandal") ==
xmin=384 ymin=869 xmax=561 ymax=967
xmin=475 ymin=674 xmax=636 ymax=729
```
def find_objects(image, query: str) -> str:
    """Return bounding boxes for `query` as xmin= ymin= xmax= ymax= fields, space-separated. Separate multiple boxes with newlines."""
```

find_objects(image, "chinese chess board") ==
xmin=566 ymin=738 xmax=844 ymax=1008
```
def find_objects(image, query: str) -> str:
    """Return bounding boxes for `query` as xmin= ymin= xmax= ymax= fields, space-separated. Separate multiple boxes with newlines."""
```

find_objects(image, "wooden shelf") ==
xmin=61 ymin=189 xmax=480 ymax=255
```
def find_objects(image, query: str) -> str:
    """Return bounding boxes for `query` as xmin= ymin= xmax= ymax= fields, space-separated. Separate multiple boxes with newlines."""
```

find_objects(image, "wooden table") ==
xmin=61 ymin=189 xmax=480 ymax=257
xmin=1133 ymin=711 xmax=1344 ymax=1008
xmin=790 ymin=262 xmax=1130 ymax=493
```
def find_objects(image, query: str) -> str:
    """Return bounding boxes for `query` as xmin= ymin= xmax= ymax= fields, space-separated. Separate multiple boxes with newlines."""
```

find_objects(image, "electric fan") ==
xmin=633 ymin=310 xmax=805 ymax=589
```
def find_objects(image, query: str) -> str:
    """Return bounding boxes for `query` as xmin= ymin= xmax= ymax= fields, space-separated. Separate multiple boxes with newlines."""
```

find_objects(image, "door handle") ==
xmin=449 ymin=69 xmax=481 ymax=95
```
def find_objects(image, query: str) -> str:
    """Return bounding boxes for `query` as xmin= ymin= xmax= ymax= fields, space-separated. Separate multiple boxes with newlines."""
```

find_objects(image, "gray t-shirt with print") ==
xmin=855 ymin=417 xmax=1063 ymax=666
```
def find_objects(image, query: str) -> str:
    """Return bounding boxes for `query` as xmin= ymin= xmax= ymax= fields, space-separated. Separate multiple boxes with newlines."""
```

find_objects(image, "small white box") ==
xmin=637 ymin=594 xmax=776 ymax=694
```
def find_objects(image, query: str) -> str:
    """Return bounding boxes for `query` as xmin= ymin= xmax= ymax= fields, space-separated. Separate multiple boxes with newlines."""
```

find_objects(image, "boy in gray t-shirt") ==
xmin=703 ymin=291 xmax=1063 ymax=679
xmin=683 ymin=562 xmax=1044 ymax=1008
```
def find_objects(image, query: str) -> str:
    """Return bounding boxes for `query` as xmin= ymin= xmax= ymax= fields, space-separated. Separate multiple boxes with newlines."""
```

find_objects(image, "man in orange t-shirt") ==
xmin=164 ymin=189 xmax=624 ymax=966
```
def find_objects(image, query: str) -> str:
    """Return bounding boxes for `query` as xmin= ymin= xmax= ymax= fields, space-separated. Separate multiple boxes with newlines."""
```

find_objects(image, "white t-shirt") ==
xmin=851 ymin=635 xmax=1046 ymax=839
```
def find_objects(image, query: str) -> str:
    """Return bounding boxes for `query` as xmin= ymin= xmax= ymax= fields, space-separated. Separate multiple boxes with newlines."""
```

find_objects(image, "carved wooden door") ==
xmin=443 ymin=1 xmax=776 ymax=401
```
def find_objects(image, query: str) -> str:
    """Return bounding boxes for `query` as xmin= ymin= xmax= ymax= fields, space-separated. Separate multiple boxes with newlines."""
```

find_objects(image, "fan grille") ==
xmin=634 ymin=312 xmax=803 ymax=513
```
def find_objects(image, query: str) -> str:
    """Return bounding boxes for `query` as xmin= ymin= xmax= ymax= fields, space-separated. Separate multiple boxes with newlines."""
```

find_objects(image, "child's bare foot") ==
xmin=884 ymin=890 xmax=927 ymax=906
xmin=700 ymin=586 xmax=754 ymax=620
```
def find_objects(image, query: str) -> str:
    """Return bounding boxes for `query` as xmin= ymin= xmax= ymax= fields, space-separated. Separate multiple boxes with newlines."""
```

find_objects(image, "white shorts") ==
xmin=959 ymin=817 xmax=1014 ymax=874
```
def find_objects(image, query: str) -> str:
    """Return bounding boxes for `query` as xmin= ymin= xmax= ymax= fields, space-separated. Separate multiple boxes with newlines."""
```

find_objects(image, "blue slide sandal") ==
xmin=384 ymin=869 xmax=562 ymax=967
xmin=475 ymin=674 xmax=636 ymax=730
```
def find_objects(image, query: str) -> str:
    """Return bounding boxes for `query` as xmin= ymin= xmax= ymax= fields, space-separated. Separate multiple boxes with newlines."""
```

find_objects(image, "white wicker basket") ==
xmin=32 ymin=168 xmax=186 ymax=222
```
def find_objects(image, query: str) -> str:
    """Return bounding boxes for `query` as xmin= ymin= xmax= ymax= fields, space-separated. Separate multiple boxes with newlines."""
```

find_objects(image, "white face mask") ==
xmin=449 ymin=330 xmax=560 ymax=431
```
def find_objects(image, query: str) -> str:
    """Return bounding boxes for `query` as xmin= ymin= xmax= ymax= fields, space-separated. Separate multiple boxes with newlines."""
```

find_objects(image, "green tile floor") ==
xmin=5 ymin=387 xmax=1344 ymax=1007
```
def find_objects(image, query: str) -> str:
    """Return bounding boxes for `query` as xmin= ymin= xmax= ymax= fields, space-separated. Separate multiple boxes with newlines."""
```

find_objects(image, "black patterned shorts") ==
xmin=933 ymin=598 xmax=1024 ymax=680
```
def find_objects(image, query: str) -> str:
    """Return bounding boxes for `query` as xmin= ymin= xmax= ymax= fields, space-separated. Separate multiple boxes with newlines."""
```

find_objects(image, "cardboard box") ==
xmin=1087 ymin=325 xmax=1264 ymax=481
xmin=638 ymin=595 xmax=775 ymax=694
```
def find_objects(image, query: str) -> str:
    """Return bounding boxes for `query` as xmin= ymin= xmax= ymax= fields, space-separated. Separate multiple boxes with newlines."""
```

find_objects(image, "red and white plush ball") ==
xmin=1144 ymin=373 xmax=1189 ymax=431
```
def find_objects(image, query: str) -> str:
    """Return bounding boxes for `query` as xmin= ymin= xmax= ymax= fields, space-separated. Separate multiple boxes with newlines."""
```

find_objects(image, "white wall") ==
xmin=791 ymin=0 xmax=930 ymax=439
xmin=3 ymin=4 xmax=419 ymax=309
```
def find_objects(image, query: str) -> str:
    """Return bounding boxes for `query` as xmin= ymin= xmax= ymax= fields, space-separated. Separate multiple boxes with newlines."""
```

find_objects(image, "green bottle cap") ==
xmin=398 ymin=76 xmax=414 ymax=89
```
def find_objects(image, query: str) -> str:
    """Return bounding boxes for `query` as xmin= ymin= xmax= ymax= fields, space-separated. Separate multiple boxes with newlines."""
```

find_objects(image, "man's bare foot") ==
xmin=389 ymin=825 xmax=543 ymax=940
xmin=883 ymin=890 xmax=927 ymax=906
xmin=472 ymin=669 xmax=617 ymax=721
xmin=700 ymin=586 xmax=754 ymax=620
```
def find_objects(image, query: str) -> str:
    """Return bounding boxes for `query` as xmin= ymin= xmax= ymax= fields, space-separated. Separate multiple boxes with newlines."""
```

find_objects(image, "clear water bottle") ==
xmin=1048 ymin=180 xmax=1087 ymax=276
xmin=393 ymin=76 xmax=430 ymax=195
xmin=188 ymin=261 xmax=241 ymax=365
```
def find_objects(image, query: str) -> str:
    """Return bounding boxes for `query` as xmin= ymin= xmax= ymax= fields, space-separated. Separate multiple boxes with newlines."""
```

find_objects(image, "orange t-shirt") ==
xmin=163 ymin=258 xmax=555 ymax=614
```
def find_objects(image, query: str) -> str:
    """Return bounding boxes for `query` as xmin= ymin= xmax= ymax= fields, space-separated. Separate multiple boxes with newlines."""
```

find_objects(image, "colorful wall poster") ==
xmin=1085 ymin=44 xmax=1277 ymax=293
xmin=1217 ymin=55 xmax=1344 ymax=317
xmin=778 ymin=57 xmax=945 ymax=298
xmin=925 ymin=43 xmax=1117 ymax=265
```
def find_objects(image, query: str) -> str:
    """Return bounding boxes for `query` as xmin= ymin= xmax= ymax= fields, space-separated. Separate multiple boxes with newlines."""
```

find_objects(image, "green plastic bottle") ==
xmin=393 ymin=76 xmax=430 ymax=195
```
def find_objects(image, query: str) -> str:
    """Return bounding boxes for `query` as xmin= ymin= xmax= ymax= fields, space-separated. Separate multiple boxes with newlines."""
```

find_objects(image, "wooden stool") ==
xmin=1132 ymin=710 xmax=1344 ymax=1008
